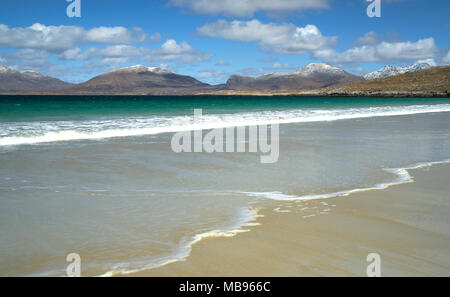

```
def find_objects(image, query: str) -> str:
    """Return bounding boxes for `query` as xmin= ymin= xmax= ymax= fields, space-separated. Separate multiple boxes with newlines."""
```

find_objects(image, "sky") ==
xmin=0 ymin=0 xmax=449 ymax=84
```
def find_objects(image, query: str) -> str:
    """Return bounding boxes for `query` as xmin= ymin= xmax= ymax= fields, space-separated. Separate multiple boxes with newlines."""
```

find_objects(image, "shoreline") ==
xmin=1 ymin=93 xmax=449 ymax=98
xmin=125 ymin=161 xmax=450 ymax=277
xmin=2 ymin=104 xmax=450 ymax=147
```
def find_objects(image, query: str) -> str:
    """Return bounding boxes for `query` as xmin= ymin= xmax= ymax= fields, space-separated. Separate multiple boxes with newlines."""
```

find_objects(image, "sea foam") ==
xmin=1 ymin=103 xmax=450 ymax=146
xmin=241 ymin=159 xmax=450 ymax=201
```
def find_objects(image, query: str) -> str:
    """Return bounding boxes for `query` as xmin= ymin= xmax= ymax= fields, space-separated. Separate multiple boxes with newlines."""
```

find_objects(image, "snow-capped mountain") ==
xmin=0 ymin=65 xmax=46 ymax=77
xmin=106 ymin=65 xmax=173 ymax=75
xmin=263 ymin=63 xmax=346 ymax=78
xmin=363 ymin=63 xmax=433 ymax=80
xmin=0 ymin=65 xmax=13 ymax=74
xmin=66 ymin=64 xmax=210 ymax=95
xmin=294 ymin=63 xmax=346 ymax=76
xmin=0 ymin=65 xmax=72 ymax=93
xmin=20 ymin=70 xmax=46 ymax=78
xmin=226 ymin=63 xmax=362 ymax=91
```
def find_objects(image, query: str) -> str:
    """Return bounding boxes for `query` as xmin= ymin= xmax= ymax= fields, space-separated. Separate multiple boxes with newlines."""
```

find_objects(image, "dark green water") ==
xmin=1 ymin=95 xmax=449 ymax=122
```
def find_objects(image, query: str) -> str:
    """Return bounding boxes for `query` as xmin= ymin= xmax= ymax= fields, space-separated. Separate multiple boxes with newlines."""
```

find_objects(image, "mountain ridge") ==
xmin=0 ymin=63 xmax=448 ymax=97
xmin=225 ymin=63 xmax=362 ymax=91
xmin=363 ymin=62 xmax=433 ymax=80
xmin=0 ymin=65 xmax=73 ymax=93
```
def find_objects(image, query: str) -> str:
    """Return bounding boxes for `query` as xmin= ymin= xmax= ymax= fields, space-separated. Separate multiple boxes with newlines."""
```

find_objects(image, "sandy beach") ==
xmin=1 ymin=97 xmax=449 ymax=277
xmin=133 ymin=163 xmax=450 ymax=277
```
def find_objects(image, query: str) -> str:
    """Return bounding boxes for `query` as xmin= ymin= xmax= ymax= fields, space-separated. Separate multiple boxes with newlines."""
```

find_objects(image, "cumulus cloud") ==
xmin=85 ymin=26 xmax=146 ymax=44
xmin=314 ymin=38 xmax=439 ymax=63
xmin=0 ymin=23 xmax=84 ymax=51
xmin=0 ymin=48 xmax=53 ymax=70
xmin=0 ymin=52 xmax=70 ymax=78
xmin=355 ymin=31 xmax=380 ymax=45
xmin=59 ymin=45 xmax=149 ymax=61
xmin=442 ymin=51 xmax=450 ymax=64
xmin=59 ymin=40 xmax=210 ymax=64
xmin=149 ymin=32 xmax=162 ymax=43
xmin=14 ymin=48 xmax=52 ymax=60
xmin=169 ymin=0 xmax=330 ymax=17
xmin=149 ymin=39 xmax=211 ymax=63
xmin=197 ymin=19 xmax=336 ymax=54
xmin=0 ymin=23 xmax=149 ymax=52
xmin=84 ymin=57 xmax=133 ymax=70
xmin=196 ymin=68 xmax=230 ymax=79
xmin=237 ymin=67 xmax=266 ymax=76
xmin=416 ymin=58 xmax=436 ymax=66
xmin=265 ymin=62 xmax=297 ymax=71
xmin=156 ymin=39 xmax=193 ymax=55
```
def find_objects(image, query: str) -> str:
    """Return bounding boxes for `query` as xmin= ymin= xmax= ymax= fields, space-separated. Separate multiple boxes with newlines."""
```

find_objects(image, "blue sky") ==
xmin=0 ymin=0 xmax=449 ymax=84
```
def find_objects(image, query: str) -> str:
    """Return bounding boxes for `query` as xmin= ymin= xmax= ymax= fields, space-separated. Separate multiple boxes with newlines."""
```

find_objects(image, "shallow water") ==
xmin=0 ymin=96 xmax=449 ymax=276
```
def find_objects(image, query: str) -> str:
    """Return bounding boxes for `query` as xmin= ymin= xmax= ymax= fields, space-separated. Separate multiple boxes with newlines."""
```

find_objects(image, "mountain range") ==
xmin=0 ymin=62 xmax=447 ymax=97
xmin=225 ymin=63 xmax=362 ymax=91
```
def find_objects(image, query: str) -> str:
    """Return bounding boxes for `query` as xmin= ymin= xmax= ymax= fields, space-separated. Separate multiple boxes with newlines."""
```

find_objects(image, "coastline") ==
xmin=127 ymin=162 xmax=450 ymax=277
xmin=2 ymin=95 xmax=450 ymax=277
xmin=2 ymin=92 xmax=449 ymax=98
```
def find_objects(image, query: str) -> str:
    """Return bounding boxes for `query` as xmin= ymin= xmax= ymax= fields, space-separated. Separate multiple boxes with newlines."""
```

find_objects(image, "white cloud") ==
xmin=0 ymin=23 xmax=150 ymax=52
xmin=265 ymin=62 xmax=297 ymax=71
xmin=149 ymin=32 xmax=162 ymax=43
xmin=156 ymin=39 xmax=193 ymax=55
xmin=0 ymin=23 xmax=84 ymax=51
xmin=416 ymin=58 xmax=436 ymax=66
xmin=85 ymin=57 xmax=132 ymax=69
xmin=85 ymin=26 xmax=146 ymax=44
xmin=59 ymin=40 xmax=210 ymax=64
xmin=442 ymin=51 xmax=450 ymax=64
xmin=355 ymin=31 xmax=380 ymax=45
xmin=59 ymin=45 xmax=149 ymax=61
xmin=169 ymin=0 xmax=330 ymax=17
xmin=237 ymin=67 xmax=266 ymax=76
xmin=0 ymin=54 xmax=69 ymax=78
xmin=196 ymin=68 xmax=229 ymax=79
xmin=314 ymin=38 xmax=439 ymax=63
xmin=149 ymin=39 xmax=211 ymax=63
xmin=14 ymin=48 xmax=52 ymax=59
xmin=197 ymin=19 xmax=336 ymax=54
xmin=58 ymin=48 xmax=83 ymax=60
xmin=0 ymin=48 xmax=54 ymax=70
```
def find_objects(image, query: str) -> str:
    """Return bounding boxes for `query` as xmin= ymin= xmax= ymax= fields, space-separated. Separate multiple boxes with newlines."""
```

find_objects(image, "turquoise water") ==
xmin=0 ymin=96 xmax=449 ymax=276
xmin=1 ymin=95 xmax=449 ymax=122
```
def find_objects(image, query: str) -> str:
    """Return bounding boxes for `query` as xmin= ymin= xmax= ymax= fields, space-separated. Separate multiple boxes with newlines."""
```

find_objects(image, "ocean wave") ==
xmin=241 ymin=159 xmax=450 ymax=201
xmin=1 ymin=103 xmax=450 ymax=146
xmin=98 ymin=207 xmax=262 ymax=277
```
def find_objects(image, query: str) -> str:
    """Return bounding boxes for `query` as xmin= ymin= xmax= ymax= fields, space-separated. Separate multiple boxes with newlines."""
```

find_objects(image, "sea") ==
xmin=0 ymin=95 xmax=449 ymax=276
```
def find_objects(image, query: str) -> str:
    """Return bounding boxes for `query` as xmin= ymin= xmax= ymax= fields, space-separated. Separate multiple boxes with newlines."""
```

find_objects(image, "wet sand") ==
xmin=132 ymin=164 xmax=450 ymax=276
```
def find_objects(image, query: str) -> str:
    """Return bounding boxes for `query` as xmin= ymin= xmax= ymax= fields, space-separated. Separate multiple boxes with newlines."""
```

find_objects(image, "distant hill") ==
xmin=208 ymin=66 xmax=449 ymax=97
xmin=0 ymin=64 xmax=448 ymax=97
xmin=320 ymin=65 xmax=450 ymax=97
xmin=61 ymin=65 xmax=218 ymax=95
xmin=226 ymin=63 xmax=362 ymax=91
xmin=0 ymin=65 xmax=73 ymax=93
